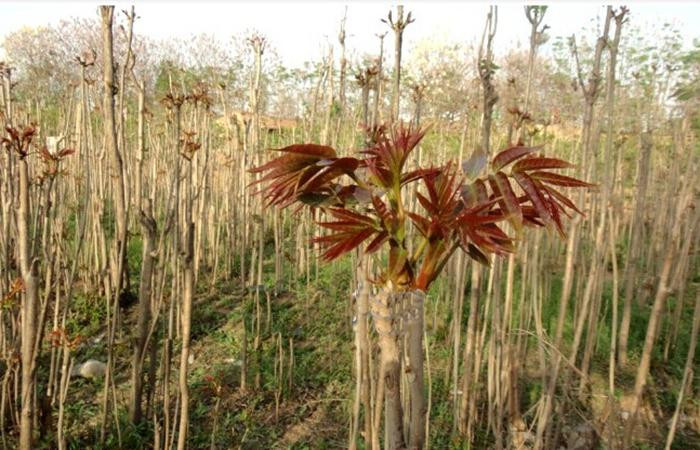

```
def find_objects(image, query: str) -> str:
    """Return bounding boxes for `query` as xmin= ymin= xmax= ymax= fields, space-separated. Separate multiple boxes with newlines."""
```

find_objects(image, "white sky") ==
xmin=1 ymin=1 xmax=699 ymax=67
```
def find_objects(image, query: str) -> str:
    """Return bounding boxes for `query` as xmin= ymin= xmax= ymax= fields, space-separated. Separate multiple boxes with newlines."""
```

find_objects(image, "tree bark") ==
xmin=372 ymin=33 xmax=386 ymax=128
xmin=18 ymin=153 xmax=39 ymax=450
xmin=664 ymin=287 xmax=700 ymax=449
xmin=176 ymin=220 xmax=194 ymax=450
xmin=618 ymin=130 xmax=652 ymax=366
xmin=99 ymin=5 xmax=128 ymax=300
xmin=624 ymin=173 xmax=693 ymax=444
xmin=99 ymin=8 xmax=129 ymax=441
xmin=406 ymin=291 xmax=426 ymax=450
xmin=387 ymin=6 xmax=413 ymax=124
xmin=371 ymin=287 xmax=407 ymax=450
xmin=130 ymin=200 xmax=157 ymax=424
xmin=357 ymin=258 xmax=373 ymax=446
xmin=478 ymin=6 xmax=498 ymax=156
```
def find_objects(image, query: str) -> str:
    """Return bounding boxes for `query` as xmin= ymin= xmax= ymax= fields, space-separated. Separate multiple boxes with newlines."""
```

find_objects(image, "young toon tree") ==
xmin=250 ymin=124 xmax=592 ymax=449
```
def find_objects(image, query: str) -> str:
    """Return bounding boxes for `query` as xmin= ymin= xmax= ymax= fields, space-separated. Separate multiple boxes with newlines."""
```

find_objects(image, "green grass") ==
xmin=52 ymin=224 xmax=699 ymax=449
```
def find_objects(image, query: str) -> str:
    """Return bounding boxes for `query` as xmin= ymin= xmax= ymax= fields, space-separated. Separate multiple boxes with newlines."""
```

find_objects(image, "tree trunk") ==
xmin=321 ymin=46 xmax=334 ymax=146
xmin=458 ymin=264 xmax=480 ymax=439
xmin=372 ymin=33 xmax=386 ymax=128
xmin=371 ymin=287 xmax=407 ymax=450
xmin=18 ymin=155 xmax=39 ymax=450
xmin=130 ymin=200 xmax=157 ymax=424
xmin=387 ymin=6 xmax=413 ymax=124
xmin=624 ymin=175 xmax=693 ymax=444
xmin=618 ymin=130 xmax=652 ymax=366
xmin=177 ymin=215 xmax=194 ymax=450
xmin=406 ymin=291 xmax=426 ymax=450
xmin=664 ymin=287 xmax=700 ymax=449
xmin=99 ymin=5 xmax=128 ymax=301
xmin=99 ymin=8 xmax=129 ymax=441
xmin=478 ymin=6 xmax=498 ymax=156
xmin=356 ymin=258 xmax=373 ymax=446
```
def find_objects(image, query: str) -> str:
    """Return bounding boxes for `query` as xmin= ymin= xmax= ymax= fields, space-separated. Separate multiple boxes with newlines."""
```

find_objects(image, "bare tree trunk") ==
xmin=99 ymin=7 xmax=129 ymax=442
xmin=607 ymin=208 xmax=619 ymax=396
xmin=358 ymin=260 xmax=373 ymax=448
xmin=321 ymin=46 xmax=334 ymax=146
xmin=455 ymin=8 xmax=498 ymax=443
xmin=664 ymin=287 xmax=700 ymax=449
xmin=334 ymin=7 xmax=348 ymax=148
xmin=17 ymin=141 xmax=39 ymax=450
xmin=518 ymin=5 xmax=547 ymax=144
xmin=135 ymin=83 xmax=146 ymax=214
xmin=535 ymin=11 xmax=612 ymax=447
xmin=576 ymin=7 xmax=625 ymax=391
xmin=372 ymin=287 xmax=406 ymax=450
xmin=618 ymin=130 xmax=652 ymax=366
xmin=130 ymin=200 xmax=157 ymax=424
xmin=458 ymin=263 xmax=480 ymax=440
xmin=406 ymin=291 xmax=425 ymax=450
xmin=624 ymin=173 xmax=694 ymax=444
xmin=386 ymin=5 xmax=413 ymax=124
xmin=372 ymin=33 xmax=387 ymax=128
xmin=99 ymin=4 xmax=128 ymax=303
xmin=478 ymin=6 xmax=498 ymax=156
xmin=350 ymin=257 xmax=373 ymax=449
xmin=248 ymin=34 xmax=266 ymax=393
xmin=449 ymin=254 xmax=465 ymax=432
xmin=176 ymin=210 xmax=194 ymax=450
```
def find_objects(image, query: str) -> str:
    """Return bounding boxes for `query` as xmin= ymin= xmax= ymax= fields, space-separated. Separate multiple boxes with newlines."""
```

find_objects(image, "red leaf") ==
xmin=273 ymin=143 xmax=337 ymax=158
xmin=327 ymin=208 xmax=376 ymax=227
xmin=542 ymin=190 xmax=566 ymax=238
xmin=407 ymin=212 xmax=431 ymax=237
xmin=365 ymin=231 xmax=389 ymax=253
xmin=371 ymin=195 xmax=390 ymax=222
xmin=522 ymin=206 xmax=547 ymax=227
xmin=512 ymin=156 xmax=574 ymax=172
xmin=391 ymin=125 xmax=427 ymax=169
xmin=58 ymin=148 xmax=75 ymax=158
xmin=319 ymin=228 xmax=375 ymax=261
xmin=492 ymin=145 xmax=542 ymax=171
xmin=464 ymin=243 xmax=490 ymax=266
xmin=513 ymin=171 xmax=553 ymax=227
xmin=361 ymin=124 xmax=427 ymax=188
xmin=477 ymin=222 xmax=511 ymax=241
xmin=529 ymin=171 xmax=594 ymax=188
xmin=459 ymin=218 xmax=513 ymax=254
xmin=424 ymin=174 xmax=439 ymax=205
xmin=299 ymin=157 xmax=360 ymax=192
xmin=416 ymin=192 xmax=435 ymax=215
xmin=489 ymin=171 xmax=522 ymax=230
xmin=401 ymin=168 xmax=440 ymax=186
xmin=313 ymin=232 xmax=355 ymax=244
xmin=365 ymin=158 xmax=393 ymax=188
xmin=436 ymin=167 xmax=460 ymax=208
xmin=457 ymin=210 xmax=504 ymax=226
xmin=249 ymin=144 xmax=347 ymax=208
xmin=40 ymin=147 xmax=53 ymax=161
xmin=317 ymin=221 xmax=368 ymax=232
xmin=541 ymin=184 xmax=583 ymax=215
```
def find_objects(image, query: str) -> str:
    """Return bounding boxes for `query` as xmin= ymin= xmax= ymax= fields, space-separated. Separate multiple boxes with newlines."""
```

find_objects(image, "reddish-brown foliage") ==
xmin=250 ymin=124 xmax=592 ymax=291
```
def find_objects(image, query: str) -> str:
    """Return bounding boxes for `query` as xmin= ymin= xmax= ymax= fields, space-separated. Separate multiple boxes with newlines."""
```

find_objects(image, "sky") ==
xmin=1 ymin=1 xmax=699 ymax=67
